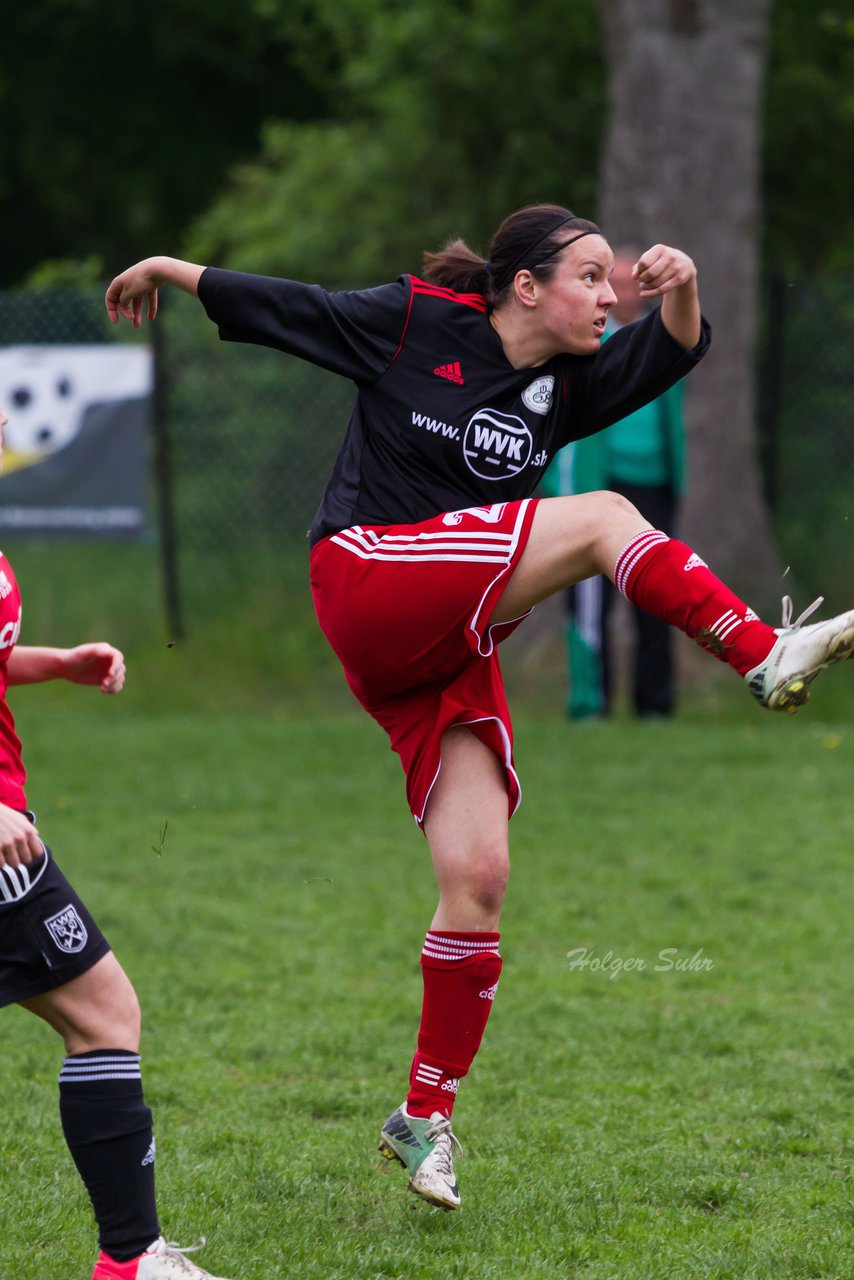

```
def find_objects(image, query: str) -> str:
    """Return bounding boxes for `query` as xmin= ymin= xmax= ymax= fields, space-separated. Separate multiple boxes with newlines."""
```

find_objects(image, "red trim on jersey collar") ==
xmin=410 ymin=276 xmax=488 ymax=313
xmin=392 ymin=283 xmax=417 ymax=364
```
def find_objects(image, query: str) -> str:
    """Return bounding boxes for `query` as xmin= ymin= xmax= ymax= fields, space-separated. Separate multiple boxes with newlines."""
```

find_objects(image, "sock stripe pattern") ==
xmin=60 ymin=1054 xmax=143 ymax=1083
xmin=407 ymin=930 xmax=503 ymax=1118
xmin=614 ymin=529 xmax=670 ymax=598
xmin=413 ymin=1062 xmax=444 ymax=1088
xmin=422 ymin=931 xmax=501 ymax=961
xmin=710 ymin=610 xmax=743 ymax=643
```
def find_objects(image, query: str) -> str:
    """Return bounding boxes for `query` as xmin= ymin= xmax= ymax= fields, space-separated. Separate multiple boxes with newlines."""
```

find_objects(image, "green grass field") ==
xmin=1 ymin=541 xmax=853 ymax=1279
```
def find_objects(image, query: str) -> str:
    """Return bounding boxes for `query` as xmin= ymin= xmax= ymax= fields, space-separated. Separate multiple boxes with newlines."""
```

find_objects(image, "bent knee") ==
xmin=583 ymin=489 xmax=642 ymax=520
xmin=463 ymin=850 xmax=510 ymax=914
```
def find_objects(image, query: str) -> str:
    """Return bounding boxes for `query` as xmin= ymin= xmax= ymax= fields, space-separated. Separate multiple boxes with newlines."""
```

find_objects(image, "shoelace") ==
xmin=424 ymin=1116 xmax=463 ymax=1178
xmin=781 ymin=594 xmax=824 ymax=629
xmin=154 ymin=1238 xmax=207 ymax=1273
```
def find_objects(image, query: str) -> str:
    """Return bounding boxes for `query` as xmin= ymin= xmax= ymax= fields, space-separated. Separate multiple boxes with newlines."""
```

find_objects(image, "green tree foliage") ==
xmin=186 ymin=0 xmax=854 ymax=284
xmin=763 ymin=4 xmax=854 ymax=271
xmin=6 ymin=0 xmax=852 ymax=288
xmin=185 ymin=0 xmax=604 ymax=285
xmin=0 ymin=0 xmax=328 ymax=287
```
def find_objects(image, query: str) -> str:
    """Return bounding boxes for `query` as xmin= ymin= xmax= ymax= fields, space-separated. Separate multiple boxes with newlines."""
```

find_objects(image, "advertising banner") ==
xmin=0 ymin=345 xmax=152 ymax=537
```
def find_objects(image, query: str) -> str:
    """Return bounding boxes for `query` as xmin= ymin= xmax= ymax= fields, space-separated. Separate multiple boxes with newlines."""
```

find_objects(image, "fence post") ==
xmin=151 ymin=297 xmax=184 ymax=640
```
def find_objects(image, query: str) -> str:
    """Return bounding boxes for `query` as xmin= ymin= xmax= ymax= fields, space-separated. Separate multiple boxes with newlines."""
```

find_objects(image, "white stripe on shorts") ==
xmin=332 ymin=520 xmax=515 ymax=560
xmin=0 ymin=846 xmax=51 ymax=905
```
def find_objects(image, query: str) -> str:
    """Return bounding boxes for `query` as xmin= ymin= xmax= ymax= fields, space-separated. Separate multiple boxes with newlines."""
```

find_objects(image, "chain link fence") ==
xmin=156 ymin=293 xmax=354 ymax=547
xmin=0 ymin=278 xmax=851 ymax=624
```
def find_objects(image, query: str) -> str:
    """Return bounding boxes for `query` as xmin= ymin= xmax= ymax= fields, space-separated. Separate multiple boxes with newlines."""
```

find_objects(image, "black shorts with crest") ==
xmin=0 ymin=845 xmax=111 ymax=1007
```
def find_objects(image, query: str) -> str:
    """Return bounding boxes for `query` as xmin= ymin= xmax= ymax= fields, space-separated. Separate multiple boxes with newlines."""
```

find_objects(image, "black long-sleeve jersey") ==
xmin=198 ymin=268 xmax=711 ymax=546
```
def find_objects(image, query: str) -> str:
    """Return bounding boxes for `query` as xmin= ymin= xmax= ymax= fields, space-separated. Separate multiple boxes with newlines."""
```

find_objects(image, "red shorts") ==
xmin=309 ymin=499 xmax=538 ymax=825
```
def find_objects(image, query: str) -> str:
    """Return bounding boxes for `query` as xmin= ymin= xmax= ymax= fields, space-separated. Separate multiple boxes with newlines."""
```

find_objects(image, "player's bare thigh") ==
xmin=491 ymin=492 xmax=650 ymax=624
xmin=19 ymin=951 xmax=140 ymax=1054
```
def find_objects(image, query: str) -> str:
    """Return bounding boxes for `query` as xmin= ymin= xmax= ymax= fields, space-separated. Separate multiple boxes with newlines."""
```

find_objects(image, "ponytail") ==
xmin=422 ymin=238 xmax=490 ymax=295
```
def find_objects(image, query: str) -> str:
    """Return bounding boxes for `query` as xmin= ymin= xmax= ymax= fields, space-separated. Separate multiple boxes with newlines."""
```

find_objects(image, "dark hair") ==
xmin=422 ymin=204 xmax=602 ymax=305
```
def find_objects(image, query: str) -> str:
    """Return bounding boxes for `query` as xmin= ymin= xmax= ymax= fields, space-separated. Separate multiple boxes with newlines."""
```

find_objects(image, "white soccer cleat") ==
xmin=745 ymin=596 xmax=854 ymax=713
xmin=378 ymin=1104 xmax=462 ymax=1210
xmin=93 ymin=1236 xmax=233 ymax=1280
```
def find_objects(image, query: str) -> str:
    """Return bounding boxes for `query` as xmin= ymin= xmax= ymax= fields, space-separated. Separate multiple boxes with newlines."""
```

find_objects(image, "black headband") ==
xmin=493 ymin=217 xmax=601 ymax=289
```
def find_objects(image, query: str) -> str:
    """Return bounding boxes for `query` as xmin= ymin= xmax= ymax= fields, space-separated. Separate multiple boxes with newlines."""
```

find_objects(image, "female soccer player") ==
xmin=0 ymin=407 xmax=229 ymax=1276
xmin=106 ymin=204 xmax=854 ymax=1211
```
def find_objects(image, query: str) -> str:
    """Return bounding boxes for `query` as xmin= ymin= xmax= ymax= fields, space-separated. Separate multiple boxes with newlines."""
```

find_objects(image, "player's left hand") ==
xmin=62 ymin=644 xmax=126 ymax=694
xmin=632 ymin=245 xmax=697 ymax=299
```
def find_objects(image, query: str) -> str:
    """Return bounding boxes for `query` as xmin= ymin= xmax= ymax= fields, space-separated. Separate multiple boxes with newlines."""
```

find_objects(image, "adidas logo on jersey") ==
xmin=434 ymin=361 xmax=464 ymax=384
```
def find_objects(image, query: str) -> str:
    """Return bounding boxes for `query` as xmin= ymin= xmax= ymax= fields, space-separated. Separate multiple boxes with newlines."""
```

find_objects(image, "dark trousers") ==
xmin=602 ymin=480 xmax=678 ymax=717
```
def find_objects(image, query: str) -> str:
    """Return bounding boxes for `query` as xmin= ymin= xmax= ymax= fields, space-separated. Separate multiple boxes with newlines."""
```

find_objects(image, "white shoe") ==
xmin=93 ymin=1236 xmax=233 ymax=1279
xmin=378 ymin=1103 xmax=462 ymax=1210
xmin=745 ymin=596 xmax=854 ymax=712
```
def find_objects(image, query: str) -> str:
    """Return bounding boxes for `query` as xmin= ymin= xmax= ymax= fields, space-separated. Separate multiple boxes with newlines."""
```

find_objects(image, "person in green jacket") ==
xmin=544 ymin=249 xmax=685 ymax=718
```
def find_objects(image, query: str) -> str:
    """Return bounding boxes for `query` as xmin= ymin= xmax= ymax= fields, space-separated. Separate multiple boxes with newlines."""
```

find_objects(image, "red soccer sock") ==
xmin=406 ymin=930 xmax=502 ymax=1118
xmin=614 ymin=531 xmax=778 ymax=676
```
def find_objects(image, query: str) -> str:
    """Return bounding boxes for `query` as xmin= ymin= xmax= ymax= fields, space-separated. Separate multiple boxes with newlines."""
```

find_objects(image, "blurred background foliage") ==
xmin=2 ymin=0 xmax=852 ymax=290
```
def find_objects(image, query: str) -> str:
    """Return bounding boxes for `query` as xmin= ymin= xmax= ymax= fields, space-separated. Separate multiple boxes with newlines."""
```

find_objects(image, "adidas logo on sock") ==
xmin=141 ymin=1138 xmax=156 ymax=1167
xmin=434 ymin=361 xmax=464 ymax=384
xmin=683 ymin=553 xmax=707 ymax=571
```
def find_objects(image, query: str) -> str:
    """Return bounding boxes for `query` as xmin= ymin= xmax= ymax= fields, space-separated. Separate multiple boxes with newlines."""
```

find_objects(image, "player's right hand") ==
xmin=105 ymin=259 xmax=161 ymax=328
xmin=0 ymin=804 xmax=44 ymax=868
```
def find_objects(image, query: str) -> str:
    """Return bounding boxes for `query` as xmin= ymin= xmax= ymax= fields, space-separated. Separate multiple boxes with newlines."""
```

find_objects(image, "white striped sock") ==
xmin=60 ymin=1053 xmax=142 ymax=1084
xmin=422 ymin=931 xmax=501 ymax=961
xmin=614 ymin=529 xmax=670 ymax=598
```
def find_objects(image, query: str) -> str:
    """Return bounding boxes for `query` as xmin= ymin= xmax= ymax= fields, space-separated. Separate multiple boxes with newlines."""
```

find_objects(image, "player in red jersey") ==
xmin=106 ymin=204 xmax=854 ymax=1210
xmin=0 ymin=407 xmax=230 ymax=1277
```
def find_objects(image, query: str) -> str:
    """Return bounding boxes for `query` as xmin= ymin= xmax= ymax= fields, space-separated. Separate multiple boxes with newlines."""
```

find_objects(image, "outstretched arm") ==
xmin=105 ymin=256 xmax=206 ymax=328
xmin=7 ymin=644 xmax=126 ymax=694
xmin=633 ymin=244 xmax=701 ymax=350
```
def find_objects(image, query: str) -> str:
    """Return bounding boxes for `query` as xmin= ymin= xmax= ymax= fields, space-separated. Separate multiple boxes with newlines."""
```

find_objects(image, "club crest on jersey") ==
xmin=44 ymin=904 xmax=88 ymax=954
xmin=463 ymin=409 xmax=533 ymax=481
xmin=522 ymin=374 xmax=555 ymax=416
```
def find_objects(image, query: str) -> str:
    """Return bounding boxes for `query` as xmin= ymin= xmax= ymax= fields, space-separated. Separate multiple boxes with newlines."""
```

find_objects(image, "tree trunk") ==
xmin=598 ymin=0 xmax=781 ymax=608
